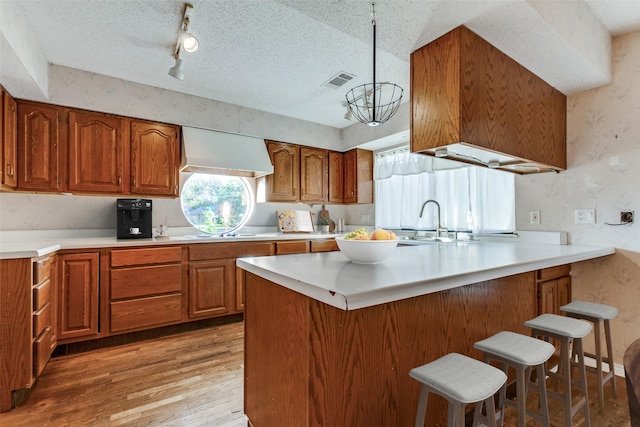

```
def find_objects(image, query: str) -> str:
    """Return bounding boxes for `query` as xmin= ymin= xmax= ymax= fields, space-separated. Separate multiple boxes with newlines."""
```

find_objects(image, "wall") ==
xmin=0 ymin=64 xmax=375 ymax=232
xmin=516 ymin=31 xmax=640 ymax=364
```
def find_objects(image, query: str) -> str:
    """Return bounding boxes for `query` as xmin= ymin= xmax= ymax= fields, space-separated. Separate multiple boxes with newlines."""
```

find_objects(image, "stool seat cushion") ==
xmin=560 ymin=300 xmax=619 ymax=320
xmin=525 ymin=313 xmax=592 ymax=338
xmin=474 ymin=331 xmax=555 ymax=366
xmin=409 ymin=353 xmax=507 ymax=404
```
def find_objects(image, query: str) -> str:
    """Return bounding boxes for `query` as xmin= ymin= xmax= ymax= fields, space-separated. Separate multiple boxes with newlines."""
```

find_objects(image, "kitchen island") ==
xmin=237 ymin=241 xmax=614 ymax=427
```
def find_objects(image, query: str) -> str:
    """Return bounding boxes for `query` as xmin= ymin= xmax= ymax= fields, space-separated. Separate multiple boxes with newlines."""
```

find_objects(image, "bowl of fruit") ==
xmin=335 ymin=228 xmax=398 ymax=264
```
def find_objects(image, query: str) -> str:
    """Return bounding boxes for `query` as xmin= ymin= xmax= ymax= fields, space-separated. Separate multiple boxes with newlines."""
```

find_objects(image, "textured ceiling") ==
xmin=4 ymin=0 xmax=640 ymax=130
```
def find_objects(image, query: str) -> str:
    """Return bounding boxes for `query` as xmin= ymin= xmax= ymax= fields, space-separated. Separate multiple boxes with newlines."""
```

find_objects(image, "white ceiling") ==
xmin=4 ymin=0 xmax=640 ymax=130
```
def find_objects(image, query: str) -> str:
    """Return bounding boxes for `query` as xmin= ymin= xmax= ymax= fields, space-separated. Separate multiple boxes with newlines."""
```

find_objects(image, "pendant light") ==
xmin=345 ymin=3 xmax=403 ymax=127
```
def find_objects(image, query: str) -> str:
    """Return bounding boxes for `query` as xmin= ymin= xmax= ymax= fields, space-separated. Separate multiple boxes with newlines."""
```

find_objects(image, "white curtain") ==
xmin=374 ymin=149 xmax=515 ymax=233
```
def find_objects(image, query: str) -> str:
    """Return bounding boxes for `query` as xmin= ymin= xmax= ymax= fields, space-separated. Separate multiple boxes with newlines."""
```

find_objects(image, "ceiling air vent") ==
xmin=323 ymin=72 xmax=355 ymax=89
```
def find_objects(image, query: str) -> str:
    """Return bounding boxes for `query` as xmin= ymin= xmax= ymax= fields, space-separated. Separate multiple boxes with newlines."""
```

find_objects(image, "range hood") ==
xmin=180 ymin=126 xmax=274 ymax=178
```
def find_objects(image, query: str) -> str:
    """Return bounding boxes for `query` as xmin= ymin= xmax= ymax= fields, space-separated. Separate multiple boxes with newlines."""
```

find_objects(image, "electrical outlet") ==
xmin=575 ymin=209 xmax=595 ymax=224
xmin=529 ymin=211 xmax=540 ymax=224
xmin=621 ymin=211 xmax=634 ymax=224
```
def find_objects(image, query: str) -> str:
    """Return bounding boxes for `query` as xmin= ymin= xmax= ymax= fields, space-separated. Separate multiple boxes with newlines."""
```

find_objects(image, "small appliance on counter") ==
xmin=116 ymin=198 xmax=152 ymax=239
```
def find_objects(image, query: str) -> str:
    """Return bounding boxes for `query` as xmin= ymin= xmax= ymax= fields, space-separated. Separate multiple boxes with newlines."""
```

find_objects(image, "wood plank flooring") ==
xmin=0 ymin=319 xmax=631 ymax=426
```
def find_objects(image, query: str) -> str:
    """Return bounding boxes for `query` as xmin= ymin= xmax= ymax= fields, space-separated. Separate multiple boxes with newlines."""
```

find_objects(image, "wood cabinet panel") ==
xmin=275 ymin=240 xmax=309 ymax=255
xmin=110 ymin=294 xmax=182 ymax=333
xmin=537 ymin=264 xmax=571 ymax=282
xmin=2 ymin=90 xmax=17 ymax=188
xmin=189 ymin=242 xmax=273 ymax=261
xmin=244 ymin=271 xmax=537 ymax=426
xmin=33 ymin=302 xmax=51 ymax=339
xmin=343 ymin=148 xmax=373 ymax=204
xmin=265 ymin=141 xmax=299 ymax=202
xmin=33 ymin=279 xmax=51 ymax=312
xmin=32 ymin=327 xmax=53 ymax=379
xmin=0 ymin=258 xmax=32 ymax=412
xmin=300 ymin=147 xmax=328 ymax=203
xmin=58 ymin=253 xmax=99 ymax=340
xmin=188 ymin=259 xmax=234 ymax=319
xmin=111 ymin=246 xmax=182 ymax=267
xmin=111 ymin=264 xmax=182 ymax=300
xmin=310 ymin=239 xmax=338 ymax=253
xmin=537 ymin=265 xmax=571 ymax=315
xmin=130 ymin=120 xmax=179 ymax=196
xmin=328 ymin=151 xmax=343 ymax=203
xmin=410 ymin=26 xmax=566 ymax=172
xmin=17 ymin=101 xmax=60 ymax=191
xmin=67 ymin=110 xmax=127 ymax=193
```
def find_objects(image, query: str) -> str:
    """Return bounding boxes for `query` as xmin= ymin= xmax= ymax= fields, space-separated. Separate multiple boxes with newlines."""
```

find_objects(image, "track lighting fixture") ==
xmin=169 ymin=3 xmax=199 ymax=80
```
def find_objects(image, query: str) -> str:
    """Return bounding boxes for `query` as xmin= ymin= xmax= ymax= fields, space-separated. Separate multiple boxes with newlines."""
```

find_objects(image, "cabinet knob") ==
xmin=6 ymin=164 xmax=13 ymax=177
xmin=118 ymin=176 xmax=122 ymax=185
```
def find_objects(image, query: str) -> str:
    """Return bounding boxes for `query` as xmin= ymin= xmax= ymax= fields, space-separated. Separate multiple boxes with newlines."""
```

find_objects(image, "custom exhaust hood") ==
xmin=180 ymin=126 xmax=274 ymax=178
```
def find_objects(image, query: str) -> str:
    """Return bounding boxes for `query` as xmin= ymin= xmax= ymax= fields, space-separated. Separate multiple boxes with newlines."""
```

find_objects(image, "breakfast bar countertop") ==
xmin=237 ymin=241 xmax=615 ymax=310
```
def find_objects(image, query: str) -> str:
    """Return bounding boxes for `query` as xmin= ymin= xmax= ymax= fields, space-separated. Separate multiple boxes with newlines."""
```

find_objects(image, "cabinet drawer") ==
xmin=110 ymin=294 xmax=182 ymax=333
xmin=110 ymin=264 xmax=182 ymax=300
xmin=537 ymin=265 xmax=571 ymax=282
xmin=33 ymin=302 xmax=51 ymax=338
xmin=33 ymin=256 xmax=53 ymax=284
xmin=111 ymin=246 xmax=182 ymax=267
xmin=310 ymin=239 xmax=338 ymax=252
xmin=33 ymin=327 xmax=53 ymax=378
xmin=275 ymin=240 xmax=309 ymax=255
xmin=33 ymin=278 xmax=51 ymax=311
xmin=189 ymin=241 xmax=273 ymax=261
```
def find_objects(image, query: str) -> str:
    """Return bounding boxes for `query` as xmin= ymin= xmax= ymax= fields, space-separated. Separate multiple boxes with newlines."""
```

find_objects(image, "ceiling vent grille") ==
xmin=323 ymin=72 xmax=355 ymax=89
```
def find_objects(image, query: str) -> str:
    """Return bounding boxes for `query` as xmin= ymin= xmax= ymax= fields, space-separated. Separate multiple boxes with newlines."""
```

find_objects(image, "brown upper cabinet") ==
xmin=130 ymin=120 xmax=180 ymax=197
xmin=343 ymin=148 xmax=373 ymax=204
xmin=1 ymin=89 xmax=17 ymax=188
xmin=17 ymin=101 xmax=61 ymax=191
xmin=328 ymin=151 xmax=344 ymax=203
xmin=68 ymin=110 xmax=128 ymax=193
xmin=410 ymin=26 xmax=566 ymax=174
xmin=299 ymin=146 xmax=328 ymax=203
xmin=264 ymin=140 xmax=300 ymax=202
xmin=264 ymin=141 xmax=372 ymax=204
xmin=13 ymin=99 xmax=180 ymax=197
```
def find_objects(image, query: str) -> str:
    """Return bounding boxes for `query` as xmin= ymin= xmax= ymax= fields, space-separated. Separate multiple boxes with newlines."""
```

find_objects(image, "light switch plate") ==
xmin=575 ymin=209 xmax=595 ymax=224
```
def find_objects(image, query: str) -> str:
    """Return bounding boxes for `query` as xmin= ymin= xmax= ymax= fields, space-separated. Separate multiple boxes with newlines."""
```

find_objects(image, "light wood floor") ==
xmin=0 ymin=320 xmax=631 ymax=426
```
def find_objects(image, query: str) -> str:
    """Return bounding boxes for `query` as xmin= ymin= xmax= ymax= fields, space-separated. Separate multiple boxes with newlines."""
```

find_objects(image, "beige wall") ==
xmin=516 ymin=31 xmax=640 ymax=365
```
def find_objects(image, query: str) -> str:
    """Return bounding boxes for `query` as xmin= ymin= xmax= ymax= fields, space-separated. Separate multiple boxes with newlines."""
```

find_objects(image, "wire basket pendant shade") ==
xmin=346 ymin=3 xmax=403 ymax=126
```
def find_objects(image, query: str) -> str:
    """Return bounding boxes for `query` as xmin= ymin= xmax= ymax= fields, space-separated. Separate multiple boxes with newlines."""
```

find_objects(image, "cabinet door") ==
xmin=344 ymin=148 xmax=373 ymax=204
xmin=68 ymin=110 xmax=127 ymax=193
xmin=265 ymin=141 xmax=299 ymax=202
xmin=58 ymin=253 xmax=99 ymax=340
xmin=17 ymin=101 xmax=60 ymax=191
xmin=188 ymin=259 xmax=235 ymax=319
xmin=328 ymin=151 xmax=343 ymax=203
xmin=130 ymin=120 xmax=179 ymax=196
xmin=300 ymin=147 xmax=328 ymax=203
xmin=2 ymin=90 xmax=17 ymax=188
xmin=538 ymin=279 xmax=559 ymax=315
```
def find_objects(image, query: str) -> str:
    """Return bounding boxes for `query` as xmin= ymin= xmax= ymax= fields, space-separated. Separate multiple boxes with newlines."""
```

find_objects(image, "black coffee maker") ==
xmin=116 ymin=199 xmax=152 ymax=239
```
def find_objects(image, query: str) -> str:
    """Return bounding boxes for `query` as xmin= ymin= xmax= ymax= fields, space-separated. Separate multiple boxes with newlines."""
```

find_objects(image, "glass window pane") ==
xmin=180 ymin=174 xmax=253 ymax=234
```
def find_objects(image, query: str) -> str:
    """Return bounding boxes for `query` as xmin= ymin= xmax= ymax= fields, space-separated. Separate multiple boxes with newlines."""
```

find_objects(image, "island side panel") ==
xmin=307 ymin=272 xmax=537 ymax=426
xmin=244 ymin=269 xmax=537 ymax=426
xmin=244 ymin=272 xmax=310 ymax=427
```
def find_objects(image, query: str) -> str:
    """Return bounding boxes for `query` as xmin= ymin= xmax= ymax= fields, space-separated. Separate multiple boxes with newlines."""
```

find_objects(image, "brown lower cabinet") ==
xmin=109 ymin=246 xmax=183 ymax=334
xmin=537 ymin=264 xmax=571 ymax=315
xmin=58 ymin=252 xmax=99 ymax=342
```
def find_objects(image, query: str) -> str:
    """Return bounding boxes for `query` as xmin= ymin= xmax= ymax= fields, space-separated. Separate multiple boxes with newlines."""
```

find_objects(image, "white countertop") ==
xmin=236 ymin=240 xmax=615 ymax=310
xmin=0 ymin=232 xmax=340 ymax=260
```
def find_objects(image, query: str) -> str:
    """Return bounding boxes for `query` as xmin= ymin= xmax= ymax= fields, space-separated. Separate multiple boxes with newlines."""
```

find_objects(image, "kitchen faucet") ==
xmin=419 ymin=199 xmax=447 ymax=239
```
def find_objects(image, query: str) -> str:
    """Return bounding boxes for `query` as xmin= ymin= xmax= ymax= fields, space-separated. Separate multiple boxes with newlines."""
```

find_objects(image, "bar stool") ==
xmin=524 ymin=313 xmax=592 ymax=427
xmin=409 ymin=352 xmax=507 ymax=427
xmin=561 ymin=300 xmax=618 ymax=412
xmin=474 ymin=331 xmax=555 ymax=427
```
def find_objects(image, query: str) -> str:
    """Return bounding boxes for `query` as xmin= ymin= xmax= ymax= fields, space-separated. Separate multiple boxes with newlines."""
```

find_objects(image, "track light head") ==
xmin=168 ymin=57 xmax=185 ymax=80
